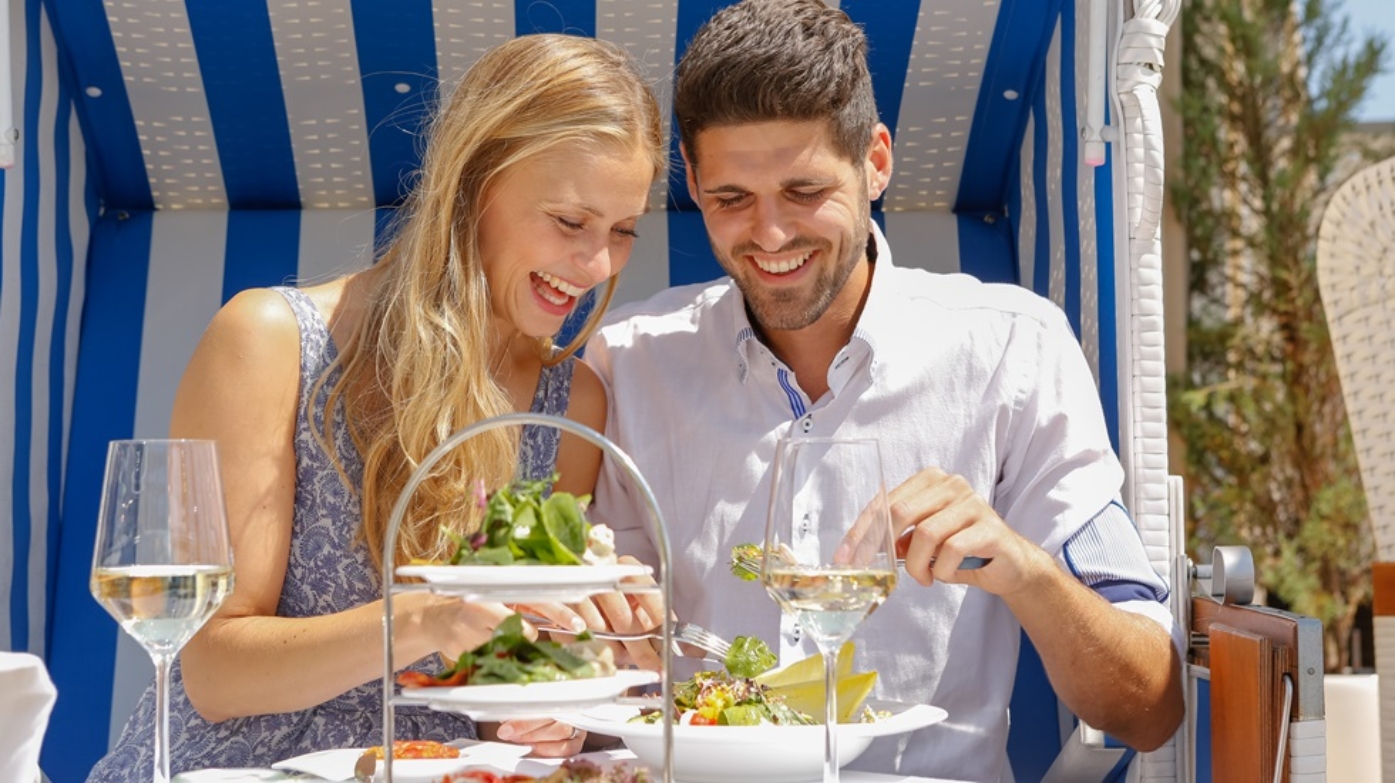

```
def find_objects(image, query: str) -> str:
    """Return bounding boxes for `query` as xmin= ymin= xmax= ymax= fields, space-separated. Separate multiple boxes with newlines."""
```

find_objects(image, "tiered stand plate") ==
xmin=379 ymin=413 xmax=677 ymax=782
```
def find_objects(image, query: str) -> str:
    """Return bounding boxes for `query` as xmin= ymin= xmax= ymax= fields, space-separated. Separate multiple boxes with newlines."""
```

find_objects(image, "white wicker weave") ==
xmin=1318 ymin=155 xmax=1395 ymax=560
xmin=1316 ymin=154 xmax=1395 ymax=783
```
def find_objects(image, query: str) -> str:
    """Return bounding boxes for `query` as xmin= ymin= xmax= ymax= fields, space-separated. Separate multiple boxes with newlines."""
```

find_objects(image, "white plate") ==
xmin=272 ymin=741 xmax=540 ymax=782
xmin=560 ymin=699 xmax=948 ymax=783
xmin=395 ymin=563 xmax=651 ymax=603
xmin=398 ymin=669 xmax=660 ymax=719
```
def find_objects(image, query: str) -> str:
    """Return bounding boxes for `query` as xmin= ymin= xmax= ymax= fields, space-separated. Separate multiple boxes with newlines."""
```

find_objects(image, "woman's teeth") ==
xmin=753 ymin=251 xmax=812 ymax=275
xmin=537 ymin=271 xmax=583 ymax=305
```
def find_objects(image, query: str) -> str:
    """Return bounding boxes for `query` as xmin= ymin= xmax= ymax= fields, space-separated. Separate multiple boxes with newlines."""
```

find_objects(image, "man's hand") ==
xmin=887 ymin=467 xmax=1049 ymax=594
xmin=563 ymin=555 xmax=665 ymax=670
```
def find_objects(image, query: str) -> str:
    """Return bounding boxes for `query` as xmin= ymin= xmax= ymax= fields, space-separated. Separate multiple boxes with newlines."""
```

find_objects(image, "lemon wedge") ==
xmin=754 ymin=640 xmax=855 ymax=688
xmin=755 ymin=642 xmax=874 ymax=723
xmin=767 ymin=670 xmax=878 ymax=723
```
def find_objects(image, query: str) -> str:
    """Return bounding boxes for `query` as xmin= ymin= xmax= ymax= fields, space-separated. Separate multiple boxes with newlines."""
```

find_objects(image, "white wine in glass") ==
xmin=763 ymin=437 xmax=897 ymax=783
xmin=90 ymin=439 xmax=234 ymax=783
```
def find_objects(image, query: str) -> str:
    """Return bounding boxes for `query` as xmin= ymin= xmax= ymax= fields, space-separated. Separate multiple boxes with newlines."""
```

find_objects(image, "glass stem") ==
xmin=823 ymin=645 xmax=840 ymax=783
xmin=151 ymin=651 xmax=174 ymax=783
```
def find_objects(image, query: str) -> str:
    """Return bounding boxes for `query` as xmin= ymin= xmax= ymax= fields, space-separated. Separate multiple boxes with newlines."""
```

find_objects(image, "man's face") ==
xmin=684 ymin=120 xmax=890 ymax=333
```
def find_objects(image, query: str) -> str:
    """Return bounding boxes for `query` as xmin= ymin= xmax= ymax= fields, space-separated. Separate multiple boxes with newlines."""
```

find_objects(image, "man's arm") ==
xmin=888 ymin=471 xmax=1185 ymax=750
xmin=1002 ymin=547 xmax=1184 ymax=750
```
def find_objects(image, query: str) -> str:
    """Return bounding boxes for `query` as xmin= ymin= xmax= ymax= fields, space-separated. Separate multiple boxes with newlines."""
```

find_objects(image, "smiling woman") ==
xmin=80 ymin=33 xmax=666 ymax=782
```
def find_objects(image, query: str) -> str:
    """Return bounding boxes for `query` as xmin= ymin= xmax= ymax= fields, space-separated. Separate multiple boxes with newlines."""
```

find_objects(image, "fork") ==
xmin=729 ymin=549 xmax=990 ymax=580
xmin=521 ymin=614 xmax=732 ymax=661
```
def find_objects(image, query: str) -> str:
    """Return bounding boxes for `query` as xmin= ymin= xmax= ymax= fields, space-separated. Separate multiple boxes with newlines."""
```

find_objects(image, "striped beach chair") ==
xmin=0 ymin=1 xmax=1325 ymax=780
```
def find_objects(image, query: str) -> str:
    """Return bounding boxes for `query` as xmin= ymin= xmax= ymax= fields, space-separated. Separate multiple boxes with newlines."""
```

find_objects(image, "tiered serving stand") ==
xmin=377 ymin=412 xmax=677 ymax=782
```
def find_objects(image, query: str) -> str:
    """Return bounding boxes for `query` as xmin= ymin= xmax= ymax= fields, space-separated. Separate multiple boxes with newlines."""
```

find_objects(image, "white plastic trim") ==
xmin=1114 ymin=0 xmax=1179 ymax=779
xmin=1288 ymin=717 xmax=1327 ymax=782
xmin=0 ymin=0 xmax=15 ymax=168
xmin=1377 ymin=615 xmax=1395 ymax=783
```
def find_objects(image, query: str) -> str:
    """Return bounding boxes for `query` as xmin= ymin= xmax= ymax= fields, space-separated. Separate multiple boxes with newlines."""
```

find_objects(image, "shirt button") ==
xmin=800 ymin=416 xmax=813 ymax=432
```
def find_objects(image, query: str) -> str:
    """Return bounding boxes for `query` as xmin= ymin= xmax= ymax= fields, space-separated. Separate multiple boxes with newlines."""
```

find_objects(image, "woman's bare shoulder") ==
xmin=566 ymin=357 xmax=608 ymax=433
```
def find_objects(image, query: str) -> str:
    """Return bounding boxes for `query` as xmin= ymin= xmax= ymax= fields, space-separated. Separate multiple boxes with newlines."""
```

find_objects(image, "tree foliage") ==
xmin=1171 ymin=0 xmax=1387 ymax=671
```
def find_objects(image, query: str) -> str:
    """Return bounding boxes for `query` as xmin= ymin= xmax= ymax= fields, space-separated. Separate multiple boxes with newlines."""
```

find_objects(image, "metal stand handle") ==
xmin=378 ymin=412 xmax=675 ymax=782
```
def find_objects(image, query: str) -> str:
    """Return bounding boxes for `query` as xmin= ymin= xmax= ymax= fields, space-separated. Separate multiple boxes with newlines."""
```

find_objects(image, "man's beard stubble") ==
xmin=715 ymin=203 xmax=871 ymax=333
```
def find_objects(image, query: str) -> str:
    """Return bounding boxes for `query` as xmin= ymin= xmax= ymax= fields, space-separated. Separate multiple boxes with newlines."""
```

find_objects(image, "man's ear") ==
xmin=681 ymin=141 xmax=701 ymax=205
xmin=866 ymin=123 xmax=894 ymax=201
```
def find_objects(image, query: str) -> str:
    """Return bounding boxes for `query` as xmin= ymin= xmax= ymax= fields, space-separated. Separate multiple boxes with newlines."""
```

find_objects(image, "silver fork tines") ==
xmin=522 ymin=615 xmax=731 ymax=661
xmin=730 ymin=552 xmax=991 ymax=578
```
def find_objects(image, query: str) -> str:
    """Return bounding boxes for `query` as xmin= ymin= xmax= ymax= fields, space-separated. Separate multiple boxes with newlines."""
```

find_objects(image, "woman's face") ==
xmin=478 ymin=141 xmax=653 ymax=339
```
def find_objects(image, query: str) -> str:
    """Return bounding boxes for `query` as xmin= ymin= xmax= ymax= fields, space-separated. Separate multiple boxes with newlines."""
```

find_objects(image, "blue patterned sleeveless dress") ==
xmin=86 ymin=287 xmax=577 ymax=782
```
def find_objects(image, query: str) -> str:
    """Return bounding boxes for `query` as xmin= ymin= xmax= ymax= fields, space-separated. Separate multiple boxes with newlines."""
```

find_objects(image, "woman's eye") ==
xmin=554 ymin=216 xmax=584 ymax=231
xmin=614 ymin=226 xmax=640 ymax=239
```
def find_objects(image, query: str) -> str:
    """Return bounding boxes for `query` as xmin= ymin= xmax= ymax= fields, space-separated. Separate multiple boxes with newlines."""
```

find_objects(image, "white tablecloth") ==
xmin=174 ymin=749 xmax=966 ymax=782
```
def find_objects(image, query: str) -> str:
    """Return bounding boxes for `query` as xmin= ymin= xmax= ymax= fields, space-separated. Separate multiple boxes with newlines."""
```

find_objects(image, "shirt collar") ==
xmin=730 ymin=221 xmax=900 ymax=386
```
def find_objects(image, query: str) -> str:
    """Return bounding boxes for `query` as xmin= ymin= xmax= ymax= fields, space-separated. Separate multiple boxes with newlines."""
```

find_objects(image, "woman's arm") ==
xmin=176 ymin=288 xmax=514 ymax=722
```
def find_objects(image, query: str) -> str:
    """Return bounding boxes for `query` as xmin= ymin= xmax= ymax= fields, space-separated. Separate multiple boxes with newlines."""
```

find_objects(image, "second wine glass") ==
xmin=762 ymin=436 xmax=898 ymax=783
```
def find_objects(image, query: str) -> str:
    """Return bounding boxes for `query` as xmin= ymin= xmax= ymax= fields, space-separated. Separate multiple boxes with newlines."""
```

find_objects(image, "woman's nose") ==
xmin=577 ymin=242 xmax=614 ymax=284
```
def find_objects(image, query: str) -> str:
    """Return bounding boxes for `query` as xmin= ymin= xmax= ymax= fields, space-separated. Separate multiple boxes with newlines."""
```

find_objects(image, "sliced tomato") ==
xmin=442 ymin=771 xmax=502 ymax=783
xmin=395 ymin=668 xmax=473 ymax=688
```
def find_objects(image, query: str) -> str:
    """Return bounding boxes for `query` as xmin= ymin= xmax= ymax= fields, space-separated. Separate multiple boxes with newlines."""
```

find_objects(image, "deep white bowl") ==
xmin=564 ymin=699 xmax=947 ymax=783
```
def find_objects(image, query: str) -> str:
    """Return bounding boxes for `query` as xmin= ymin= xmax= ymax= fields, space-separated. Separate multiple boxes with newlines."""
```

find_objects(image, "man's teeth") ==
xmin=753 ymin=251 xmax=812 ymax=275
xmin=537 ymin=271 xmax=583 ymax=304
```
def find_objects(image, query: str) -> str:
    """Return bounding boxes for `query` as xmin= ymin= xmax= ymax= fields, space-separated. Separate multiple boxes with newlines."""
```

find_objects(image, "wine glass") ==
xmin=90 ymin=439 xmax=234 ymax=783
xmin=762 ymin=437 xmax=898 ymax=783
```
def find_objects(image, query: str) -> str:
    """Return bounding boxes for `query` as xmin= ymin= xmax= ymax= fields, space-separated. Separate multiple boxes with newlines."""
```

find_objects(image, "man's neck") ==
xmin=757 ymin=256 xmax=875 ymax=401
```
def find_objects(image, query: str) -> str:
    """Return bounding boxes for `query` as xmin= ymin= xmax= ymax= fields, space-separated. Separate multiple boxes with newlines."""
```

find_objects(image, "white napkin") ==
xmin=0 ymin=652 xmax=58 ymax=783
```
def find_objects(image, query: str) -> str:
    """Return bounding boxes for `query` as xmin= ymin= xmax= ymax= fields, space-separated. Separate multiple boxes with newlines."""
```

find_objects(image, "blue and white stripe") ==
xmin=2 ymin=0 xmax=91 ymax=663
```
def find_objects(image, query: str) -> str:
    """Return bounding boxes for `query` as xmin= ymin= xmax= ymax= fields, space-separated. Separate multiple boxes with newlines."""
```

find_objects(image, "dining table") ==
xmin=170 ymin=748 xmax=971 ymax=783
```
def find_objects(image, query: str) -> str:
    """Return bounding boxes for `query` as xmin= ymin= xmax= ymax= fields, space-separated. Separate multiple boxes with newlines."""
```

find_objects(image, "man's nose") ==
xmin=747 ymin=198 xmax=794 ymax=251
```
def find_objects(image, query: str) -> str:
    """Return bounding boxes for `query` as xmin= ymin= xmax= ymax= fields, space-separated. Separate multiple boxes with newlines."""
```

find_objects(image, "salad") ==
xmin=632 ymin=636 xmax=814 ymax=726
xmin=444 ymin=474 xmax=616 ymax=566
xmin=397 ymin=613 xmax=614 ymax=688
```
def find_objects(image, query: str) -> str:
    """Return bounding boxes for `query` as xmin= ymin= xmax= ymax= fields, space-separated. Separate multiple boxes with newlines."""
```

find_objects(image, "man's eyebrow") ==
xmin=700 ymin=184 xmax=749 ymax=196
xmin=700 ymin=177 xmax=834 ymax=195
xmin=780 ymin=176 xmax=835 ymax=189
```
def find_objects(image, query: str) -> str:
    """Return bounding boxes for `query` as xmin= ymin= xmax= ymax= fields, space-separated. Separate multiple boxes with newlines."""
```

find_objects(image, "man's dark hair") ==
xmin=674 ymin=0 xmax=878 ymax=165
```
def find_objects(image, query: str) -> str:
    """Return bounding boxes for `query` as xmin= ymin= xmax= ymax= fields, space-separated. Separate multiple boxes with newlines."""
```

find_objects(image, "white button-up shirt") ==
xmin=585 ymin=223 xmax=1169 ymax=782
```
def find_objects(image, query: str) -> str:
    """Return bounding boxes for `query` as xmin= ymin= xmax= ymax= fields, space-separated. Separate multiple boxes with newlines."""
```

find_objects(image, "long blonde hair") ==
xmin=322 ymin=34 xmax=665 ymax=569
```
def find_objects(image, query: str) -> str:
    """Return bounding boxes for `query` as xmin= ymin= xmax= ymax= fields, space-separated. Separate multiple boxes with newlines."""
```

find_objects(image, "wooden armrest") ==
xmin=1190 ymin=598 xmax=1324 ymax=782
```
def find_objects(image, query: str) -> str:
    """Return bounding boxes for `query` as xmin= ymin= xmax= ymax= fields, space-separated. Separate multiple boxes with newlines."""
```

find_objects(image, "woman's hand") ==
xmin=395 ymin=592 xmax=519 ymax=661
xmin=487 ymin=719 xmax=587 ymax=757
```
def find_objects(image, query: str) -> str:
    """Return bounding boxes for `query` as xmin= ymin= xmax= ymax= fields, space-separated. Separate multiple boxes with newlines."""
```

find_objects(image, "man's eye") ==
xmin=789 ymin=190 xmax=825 ymax=203
xmin=713 ymin=194 xmax=747 ymax=208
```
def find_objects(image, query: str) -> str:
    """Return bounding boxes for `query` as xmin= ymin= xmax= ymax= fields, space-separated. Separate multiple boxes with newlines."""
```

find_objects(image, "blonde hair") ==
xmin=322 ymin=34 xmax=665 ymax=569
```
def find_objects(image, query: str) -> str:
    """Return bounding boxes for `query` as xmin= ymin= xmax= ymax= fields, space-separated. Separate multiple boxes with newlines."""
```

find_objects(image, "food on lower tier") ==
xmin=366 ymin=739 xmax=460 ymax=759
xmin=396 ymin=613 xmax=615 ymax=687
xmin=442 ymin=759 xmax=651 ymax=782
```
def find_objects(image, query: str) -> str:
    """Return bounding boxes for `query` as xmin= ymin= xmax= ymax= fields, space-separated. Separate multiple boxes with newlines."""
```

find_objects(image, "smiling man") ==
xmin=584 ymin=1 xmax=1185 ymax=779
